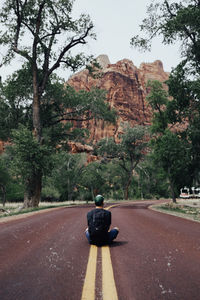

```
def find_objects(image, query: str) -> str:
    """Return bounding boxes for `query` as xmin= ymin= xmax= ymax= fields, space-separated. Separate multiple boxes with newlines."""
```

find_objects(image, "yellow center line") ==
xmin=105 ymin=204 xmax=119 ymax=210
xmin=81 ymin=245 xmax=97 ymax=300
xmin=81 ymin=204 xmax=119 ymax=300
xmin=102 ymin=245 xmax=118 ymax=300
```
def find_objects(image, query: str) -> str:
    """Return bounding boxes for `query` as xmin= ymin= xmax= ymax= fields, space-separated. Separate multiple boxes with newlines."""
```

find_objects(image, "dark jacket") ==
xmin=87 ymin=208 xmax=111 ymax=245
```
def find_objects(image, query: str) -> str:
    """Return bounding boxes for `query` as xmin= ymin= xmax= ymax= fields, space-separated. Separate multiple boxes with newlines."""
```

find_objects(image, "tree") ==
xmin=146 ymin=80 xmax=191 ymax=202
xmin=80 ymin=161 xmax=106 ymax=201
xmin=7 ymin=125 xmax=53 ymax=207
xmin=131 ymin=0 xmax=200 ymax=71
xmin=0 ymin=0 xmax=95 ymax=141
xmin=151 ymin=130 xmax=190 ymax=202
xmin=146 ymin=80 xmax=169 ymax=133
xmin=136 ymin=154 xmax=169 ymax=200
xmin=50 ymin=152 xmax=87 ymax=201
xmin=97 ymin=124 xmax=147 ymax=200
xmin=166 ymin=66 xmax=200 ymax=185
xmin=98 ymin=161 xmax=127 ymax=200
xmin=0 ymin=1 xmax=115 ymax=207
xmin=0 ymin=154 xmax=11 ymax=206
xmin=0 ymin=65 xmax=115 ymax=207
xmin=131 ymin=0 xmax=200 ymax=191
xmin=0 ymin=66 xmax=33 ymax=140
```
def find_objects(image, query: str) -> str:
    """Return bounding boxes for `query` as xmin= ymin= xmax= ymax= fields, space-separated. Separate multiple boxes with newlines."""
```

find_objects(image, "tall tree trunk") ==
xmin=91 ymin=186 xmax=94 ymax=201
xmin=24 ymin=172 xmax=42 ymax=208
xmin=124 ymin=186 xmax=128 ymax=201
xmin=32 ymin=66 xmax=41 ymax=142
xmin=168 ymin=167 xmax=176 ymax=203
xmin=169 ymin=180 xmax=176 ymax=203
xmin=23 ymin=66 xmax=42 ymax=208
xmin=0 ymin=185 xmax=6 ymax=207
xmin=124 ymin=171 xmax=133 ymax=200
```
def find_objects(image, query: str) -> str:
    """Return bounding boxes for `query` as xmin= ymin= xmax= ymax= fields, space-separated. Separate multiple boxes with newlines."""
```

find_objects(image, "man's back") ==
xmin=85 ymin=195 xmax=118 ymax=245
xmin=87 ymin=208 xmax=111 ymax=245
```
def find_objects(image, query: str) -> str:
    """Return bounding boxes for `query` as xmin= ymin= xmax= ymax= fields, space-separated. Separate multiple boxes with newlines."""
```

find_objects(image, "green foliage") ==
xmin=146 ymin=80 xmax=168 ymax=109
xmin=167 ymin=63 xmax=198 ymax=116
xmin=42 ymin=179 xmax=60 ymax=202
xmin=0 ymin=97 xmax=12 ymax=141
xmin=8 ymin=125 xmax=53 ymax=181
xmin=0 ymin=154 xmax=10 ymax=186
xmin=80 ymin=161 xmax=106 ymax=200
xmin=98 ymin=124 xmax=147 ymax=162
xmin=1 ymin=66 xmax=115 ymax=146
xmin=133 ymin=0 xmax=200 ymax=195
xmin=136 ymin=155 xmax=170 ymax=200
xmin=6 ymin=181 xmax=24 ymax=202
xmin=0 ymin=0 xmax=95 ymax=71
xmin=0 ymin=0 xmax=101 ymax=207
xmin=166 ymin=66 xmax=200 ymax=185
xmin=97 ymin=138 xmax=120 ymax=159
xmin=0 ymin=66 xmax=116 ymax=204
xmin=152 ymin=130 xmax=190 ymax=185
xmin=0 ymin=154 xmax=10 ymax=205
xmin=131 ymin=0 xmax=200 ymax=71
xmin=0 ymin=0 xmax=118 ymax=207
xmin=97 ymin=124 xmax=148 ymax=199
xmin=146 ymin=79 xmax=194 ymax=200
xmin=119 ymin=124 xmax=148 ymax=160
xmin=0 ymin=153 xmax=25 ymax=204
xmin=0 ymin=66 xmax=33 ymax=140
xmin=46 ymin=151 xmax=87 ymax=201
xmin=146 ymin=80 xmax=169 ymax=133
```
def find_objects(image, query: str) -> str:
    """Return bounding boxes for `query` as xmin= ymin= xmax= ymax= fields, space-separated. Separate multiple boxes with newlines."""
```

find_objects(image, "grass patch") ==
xmin=0 ymin=200 xmax=88 ymax=218
xmin=161 ymin=205 xmax=187 ymax=214
xmin=152 ymin=201 xmax=200 ymax=222
xmin=162 ymin=202 xmax=200 ymax=215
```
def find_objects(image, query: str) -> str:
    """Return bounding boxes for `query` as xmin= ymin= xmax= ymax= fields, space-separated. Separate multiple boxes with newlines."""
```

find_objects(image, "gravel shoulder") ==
xmin=150 ymin=198 xmax=200 ymax=223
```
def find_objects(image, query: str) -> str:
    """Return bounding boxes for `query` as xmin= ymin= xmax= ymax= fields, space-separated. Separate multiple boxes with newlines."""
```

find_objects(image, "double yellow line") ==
xmin=81 ymin=245 xmax=118 ymax=300
xmin=81 ymin=245 xmax=98 ymax=300
xmin=81 ymin=205 xmax=119 ymax=300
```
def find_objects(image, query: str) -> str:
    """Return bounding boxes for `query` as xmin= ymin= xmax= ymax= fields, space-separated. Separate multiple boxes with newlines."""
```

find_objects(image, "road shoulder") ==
xmin=150 ymin=199 xmax=200 ymax=223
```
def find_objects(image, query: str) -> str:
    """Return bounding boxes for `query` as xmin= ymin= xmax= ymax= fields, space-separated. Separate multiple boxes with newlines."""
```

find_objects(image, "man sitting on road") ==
xmin=85 ymin=195 xmax=119 ymax=246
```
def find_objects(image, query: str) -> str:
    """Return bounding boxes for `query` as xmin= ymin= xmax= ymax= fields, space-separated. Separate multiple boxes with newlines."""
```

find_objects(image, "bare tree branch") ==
xmin=47 ymin=24 xmax=93 ymax=76
xmin=48 ymin=116 xmax=93 ymax=126
xmin=12 ymin=0 xmax=32 ymax=61
xmin=164 ymin=0 xmax=176 ymax=18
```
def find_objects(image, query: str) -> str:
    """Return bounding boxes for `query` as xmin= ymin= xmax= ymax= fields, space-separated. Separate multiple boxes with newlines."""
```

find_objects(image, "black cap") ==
xmin=95 ymin=194 xmax=104 ymax=206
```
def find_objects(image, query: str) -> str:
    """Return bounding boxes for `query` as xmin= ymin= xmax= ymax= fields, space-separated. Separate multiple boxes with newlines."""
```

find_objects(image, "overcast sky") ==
xmin=0 ymin=0 xmax=181 ymax=81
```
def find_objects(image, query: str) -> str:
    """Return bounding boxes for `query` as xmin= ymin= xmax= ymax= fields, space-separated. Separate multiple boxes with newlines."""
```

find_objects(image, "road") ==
xmin=0 ymin=201 xmax=200 ymax=300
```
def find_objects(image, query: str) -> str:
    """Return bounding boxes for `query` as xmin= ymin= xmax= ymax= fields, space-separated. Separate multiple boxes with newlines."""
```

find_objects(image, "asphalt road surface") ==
xmin=0 ymin=201 xmax=200 ymax=300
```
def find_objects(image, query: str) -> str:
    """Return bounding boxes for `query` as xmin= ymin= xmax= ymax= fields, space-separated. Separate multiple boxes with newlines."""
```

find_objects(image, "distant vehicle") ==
xmin=180 ymin=187 xmax=190 ymax=199
xmin=191 ymin=187 xmax=200 ymax=199
xmin=180 ymin=187 xmax=200 ymax=199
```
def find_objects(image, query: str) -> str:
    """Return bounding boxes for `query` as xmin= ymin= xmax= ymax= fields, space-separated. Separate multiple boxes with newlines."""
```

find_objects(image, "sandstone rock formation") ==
xmin=0 ymin=56 xmax=169 ymax=156
xmin=67 ymin=55 xmax=169 ymax=145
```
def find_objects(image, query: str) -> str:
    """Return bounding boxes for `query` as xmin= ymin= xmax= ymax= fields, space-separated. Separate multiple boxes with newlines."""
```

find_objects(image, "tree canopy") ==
xmin=97 ymin=124 xmax=148 ymax=200
xmin=131 ymin=0 xmax=200 ymax=199
xmin=131 ymin=0 xmax=200 ymax=72
xmin=0 ymin=0 xmax=116 ymax=207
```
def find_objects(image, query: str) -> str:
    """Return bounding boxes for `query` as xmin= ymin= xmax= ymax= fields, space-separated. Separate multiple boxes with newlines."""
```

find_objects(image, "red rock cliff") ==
xmin=67 ymin=55 xmax=169 ymax=144
xmin=0 ymin=56 xmax=169 ymax=155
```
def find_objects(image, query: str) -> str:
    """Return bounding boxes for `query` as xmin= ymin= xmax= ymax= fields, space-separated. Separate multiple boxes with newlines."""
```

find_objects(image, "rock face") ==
xmin=0 ymin=56 xmax=169 ymax=155
xmin=67 ymin=55 xmax=169 ymax=144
